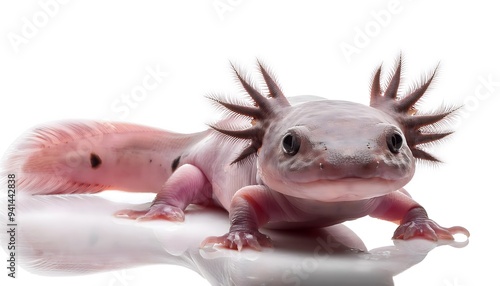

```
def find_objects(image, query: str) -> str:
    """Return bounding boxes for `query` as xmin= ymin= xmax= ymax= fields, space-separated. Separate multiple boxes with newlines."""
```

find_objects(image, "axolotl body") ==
xmin=4 ymin=58 xmax=469 ymax=250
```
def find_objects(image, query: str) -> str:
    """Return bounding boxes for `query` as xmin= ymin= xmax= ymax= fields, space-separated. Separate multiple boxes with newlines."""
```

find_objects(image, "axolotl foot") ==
xmin=114 ymin=204 xmax=185 ymax=222
xmin=393 ymin=219 xmax=470 ymax=241
xmin=201 ymin=230 xmax=273 ymax=251
xmin=393 ymin=208 xmax=470 ymax=241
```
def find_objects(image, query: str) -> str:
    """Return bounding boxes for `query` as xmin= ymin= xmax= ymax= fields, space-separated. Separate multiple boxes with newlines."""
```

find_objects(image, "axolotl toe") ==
xmin=3 ymin=57 xmax=469 ymax=251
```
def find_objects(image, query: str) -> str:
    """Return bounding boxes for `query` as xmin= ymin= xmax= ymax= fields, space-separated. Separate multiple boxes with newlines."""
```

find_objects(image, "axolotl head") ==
xmin=258 ymin=100 xmax=415 ymax=201
xmin=211 ymin=59 xmax=455 ymax=202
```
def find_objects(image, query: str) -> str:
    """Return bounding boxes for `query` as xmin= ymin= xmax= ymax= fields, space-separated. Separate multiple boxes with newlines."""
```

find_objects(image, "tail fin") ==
xmin=1 ymin=121 xmax=199 ymax=195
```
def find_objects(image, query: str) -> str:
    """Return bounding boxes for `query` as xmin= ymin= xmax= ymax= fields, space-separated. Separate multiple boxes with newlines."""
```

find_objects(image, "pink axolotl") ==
xmin=4 ymin=58 xmax=469 ymax=251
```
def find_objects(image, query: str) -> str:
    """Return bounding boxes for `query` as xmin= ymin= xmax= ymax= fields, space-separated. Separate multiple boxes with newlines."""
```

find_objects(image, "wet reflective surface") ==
xmin=1 ymin=193 xmax=469 ymax=285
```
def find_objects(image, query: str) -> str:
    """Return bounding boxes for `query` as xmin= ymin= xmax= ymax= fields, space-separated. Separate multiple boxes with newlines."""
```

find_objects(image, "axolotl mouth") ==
xmin=259 ymin=171 xmax=412 ymax=202
xmin=278 ymin=157 xmax=415 ymax=202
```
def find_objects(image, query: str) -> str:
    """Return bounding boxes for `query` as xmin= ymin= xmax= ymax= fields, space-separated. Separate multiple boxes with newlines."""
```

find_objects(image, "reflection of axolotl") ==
xmin=4 ymin=57 xmax=469 ymax=251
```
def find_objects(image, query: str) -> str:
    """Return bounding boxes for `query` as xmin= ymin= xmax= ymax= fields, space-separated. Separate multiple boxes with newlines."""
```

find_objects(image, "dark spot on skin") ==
xmin=149 ymin=159 xmax=152 ymax=163
xmin=318 ymin=142 xmax=327 ymax=151
xmin=171 ymin=156 xmax=181 ymax=172
xmin=90 ymin=153 xmax=102 ymax=169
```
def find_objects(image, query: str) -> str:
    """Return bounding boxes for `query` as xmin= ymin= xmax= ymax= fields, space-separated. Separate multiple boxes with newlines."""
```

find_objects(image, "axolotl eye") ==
xmin=282 ymin=132 xmax=301 ymax=156
xmin=387 ymin=132 xmax=404 ymax=154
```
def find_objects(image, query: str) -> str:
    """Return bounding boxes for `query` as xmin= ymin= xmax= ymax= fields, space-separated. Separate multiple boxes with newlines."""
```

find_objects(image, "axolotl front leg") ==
xmin=202 ymin=185 xmax=277 ymax=251
xmin=370 ymin=190 xmax=470 ymax=240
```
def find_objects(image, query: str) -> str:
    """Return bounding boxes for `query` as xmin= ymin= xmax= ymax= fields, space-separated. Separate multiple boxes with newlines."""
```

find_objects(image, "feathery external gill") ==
xmin=370 ymin=57 xmax=456 ymax=162
xmin=209 ymin=61 xmax=291 ymax=164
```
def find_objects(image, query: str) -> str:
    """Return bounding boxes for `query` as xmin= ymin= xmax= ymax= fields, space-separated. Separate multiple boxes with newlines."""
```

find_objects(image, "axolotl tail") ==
xmin=1 ymin=121 xmax=206 ymax=195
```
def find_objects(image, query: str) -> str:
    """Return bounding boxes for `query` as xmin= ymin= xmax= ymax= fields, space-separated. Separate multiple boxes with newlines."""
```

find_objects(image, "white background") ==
xmin=1 ymin=1 xmax=499 ymax=285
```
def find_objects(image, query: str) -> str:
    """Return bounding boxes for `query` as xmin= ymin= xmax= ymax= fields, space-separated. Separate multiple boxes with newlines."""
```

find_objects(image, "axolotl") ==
xmin=4 ymin=58 xmax=469 ymax=250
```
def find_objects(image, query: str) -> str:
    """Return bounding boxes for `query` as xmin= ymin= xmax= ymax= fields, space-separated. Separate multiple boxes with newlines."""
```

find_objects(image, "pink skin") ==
xmin=115 ymin=164 xmax=212 ymax=221
xmin=3 ymin=59 xmax=470 ymax=251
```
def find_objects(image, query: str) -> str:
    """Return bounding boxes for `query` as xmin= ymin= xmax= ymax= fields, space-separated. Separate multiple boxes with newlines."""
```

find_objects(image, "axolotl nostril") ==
xmin=2 ymin=57 xmax=469 ymax=251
